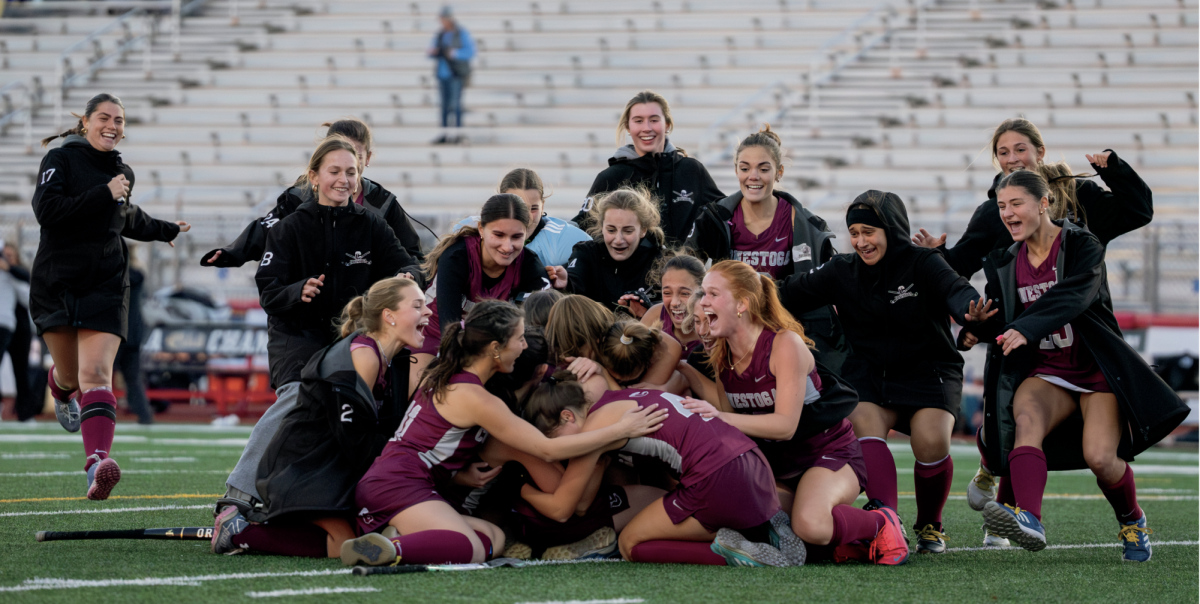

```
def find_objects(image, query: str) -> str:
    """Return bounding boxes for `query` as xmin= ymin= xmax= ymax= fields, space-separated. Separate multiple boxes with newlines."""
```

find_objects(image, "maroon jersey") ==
xmin=729 ymin=196 xmax=792 ymax=279
xmin=719 ymin=329 xmax=822 ymax=415
xmin=1015 ymin=232 xmax=1110 ymax=392
xmin=659 ymin=306 xmax=701 ymax=355
xmin=382 ymin=372 xmax=489 ymax=473
xmin=350 ymin=334 xmax=389 ymax=405
xmin=590 ymin=388 xmax=756 ymax=487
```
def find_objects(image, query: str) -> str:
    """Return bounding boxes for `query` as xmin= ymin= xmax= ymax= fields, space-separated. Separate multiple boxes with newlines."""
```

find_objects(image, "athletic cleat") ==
xmin=212 ymin=505 xmax=250 ymax=554
xmin=341 ymin=533 xmax=399 ymax=566
xmin=1119 ymin=515 xmax=1153 ymax=562
xmin=85 ymin=456 xmax=121 ymax=501
xmin=982 ymin=502 xmax=1046 ymax=552
xmin=867 ymin=507 xmax=909 ymax=566
xmin=502 ymin=541 xmax=532 ymax=560
xmin=767 ymin=510 xmax=807 ymax=566
xmin=51 ymin=388 xmax=80 ymax=433
xmin=863 ymin=498 xmax=909 ymax=542
xmin=982 ymin=524 xmax=1011 ymax=547
xmin=542 ymin=527 xmax=618 ymax=560
xmin=914 ymin=523 xmax=948 ymax=554
xmin=967 ymin=466 xmax=998 ymax=511
xmin=711 ymin=528 xmax=790 ymax=567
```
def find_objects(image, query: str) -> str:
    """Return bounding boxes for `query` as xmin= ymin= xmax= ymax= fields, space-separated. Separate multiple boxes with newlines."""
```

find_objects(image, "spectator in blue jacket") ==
xmin=454 ymin=168 xmax=590 ymax=268
xmin=428 ymin=6 xmax=475 ymax=145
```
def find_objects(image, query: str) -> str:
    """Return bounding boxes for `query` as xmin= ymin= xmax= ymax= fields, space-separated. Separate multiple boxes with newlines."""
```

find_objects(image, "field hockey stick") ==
xmin=36 ymin=527 xmax=214 ymax=542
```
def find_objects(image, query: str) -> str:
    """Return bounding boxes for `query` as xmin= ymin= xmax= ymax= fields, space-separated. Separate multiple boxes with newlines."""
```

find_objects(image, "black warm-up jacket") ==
xmin=570 ymin=142 xmax=724 ymax=245
xmin=778 ymin=190 xmax=981 ymax=382
xmin=256 ymin=200 xmax=416 ymax=387
xmin=938 ymin=149 xmax=1152 ymax=279
xmin=564 ymin=236 xmax=664 ymax=311
xmin=29 ymin=135 xmax=180 ymax=339
xmin=202 ymin=177 xmax=425 ymax=272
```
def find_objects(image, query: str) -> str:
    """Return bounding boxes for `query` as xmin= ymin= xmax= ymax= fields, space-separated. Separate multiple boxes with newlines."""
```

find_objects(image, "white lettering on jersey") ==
xmin=394 ymin=403 xmax=421 ymax=440
xmin=1039 ymin=322 xmax=1075 ymax=350
xmin=40 ymin=168 xmax=56 ymax=185
xmin=340 ymin=404 xmax=354 ymax=423
xmin=260 ymin=252 xmax=274 ymax=266
xmin=1018 ymin=279 xmax=1057 ymax=304
xmin=726 ymin=388 xmax=778 ymax=410
xmin=730 ymin=250 xmax=789 ymax=268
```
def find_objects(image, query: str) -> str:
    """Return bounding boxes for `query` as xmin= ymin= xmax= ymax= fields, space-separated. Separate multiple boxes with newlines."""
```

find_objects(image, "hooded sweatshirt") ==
xmin=778 ymin=191 xmax=981 ymax=380
xmin=571 ymin=141 xmax=724 ymax=245
xmin=201 ymin=177 xmax=425 ymax=278
xmin=939 ymin=149 xmax=1152 ymax=278
xmin=29 ymin=135 xmax=180 ymax=338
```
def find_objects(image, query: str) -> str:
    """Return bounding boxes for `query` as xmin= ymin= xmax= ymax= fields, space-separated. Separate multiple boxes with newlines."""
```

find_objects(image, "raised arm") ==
xmin=121 ymin=205 xmax=181 ymax=243
xmin=1079 ymin=149 xmax=1153 ymax=245
xmin=776 ymin=257 xmax=841 ymax=315
xmin=939 ymin=198 xmax=1006 ymax=278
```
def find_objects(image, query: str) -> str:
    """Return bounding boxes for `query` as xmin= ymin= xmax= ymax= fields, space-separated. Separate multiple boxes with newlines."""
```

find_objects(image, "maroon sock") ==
xmin=997 ymin=475 xmax=1015 ymax=506
xmin=80 ymin=389 xmax=117 ymax=470
xmin=1007 ymin=446 xmax=1048 ymax=520
xmin=830 ymin=504 xmax=884 ymax=546
xmin=48 ymin=366 xmax=75 ymax=400
xmin=473 ymin=531 xmax=493 ymax=560
xmin=858 ymin=438 xmax=898 ymax=509
xmin=1098 ymin=463 xmax=1143 ymax=523
xmin=629 ymin=540 xmax=726 ymax=565
xmin=390 ymin=530 xmax=475 ymax=564
xmin=913 ymin=455 xmax=953 ymax=527
xmin=237 ymin=523 xmax=328 ymax=558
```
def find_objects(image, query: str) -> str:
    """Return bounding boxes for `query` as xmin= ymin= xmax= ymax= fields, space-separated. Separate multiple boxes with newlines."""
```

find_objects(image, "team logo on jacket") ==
xmin=792 ymin=243 xmax=812 ymax=263
xmin=358 ymin=507 xmax=375 ymax=526
xmin=344 ymin=251 xmax=372 ymax=266
xmin=888 ymin=284 xmax=918 ymax=304
xmin=673 ymin=190 xmax=694 ymax=204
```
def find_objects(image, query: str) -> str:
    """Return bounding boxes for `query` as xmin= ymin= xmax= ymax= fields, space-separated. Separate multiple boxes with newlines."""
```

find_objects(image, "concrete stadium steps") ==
xmin=833 ymin=67 xmax=1198 ymax=88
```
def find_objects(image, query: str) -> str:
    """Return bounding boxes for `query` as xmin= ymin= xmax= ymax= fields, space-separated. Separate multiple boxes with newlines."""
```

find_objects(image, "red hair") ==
xmin=707 ymin=260 xmax=813 ymax=375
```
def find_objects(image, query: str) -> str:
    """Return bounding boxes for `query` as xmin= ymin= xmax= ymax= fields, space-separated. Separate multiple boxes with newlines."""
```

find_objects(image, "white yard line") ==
xmin=246 ymin=587 xmax=381 ymax=598
xmin=130 ymin=457 xmax=197 ymax=463
xmin=0 ymin=504 xmax=209 ymax=518
xmin=0 ymin=424 xmax=254 ymax=435
xmin=0 ymin=570 xmax=351 ymax=593
xmin=947 ymin=539 xmax=1199 ymax=553
xmin=1 ymin=453 xmax=71 ymax=459
xmin=0 ymin=470 xmax=228 ymax=477
xmin=515 ymin=600 xmax=644 ymax=604
xmin=892 ymin=443 xmax=1198 ymax=464
xmin=0 ymin=436 xmax=248 ymax=447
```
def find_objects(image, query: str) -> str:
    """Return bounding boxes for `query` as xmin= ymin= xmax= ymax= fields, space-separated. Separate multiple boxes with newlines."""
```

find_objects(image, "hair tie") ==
xmin=619 ymin=335 xmax=633 ymax=345
xmin=546 ymin=375 xmax=559 ymax=385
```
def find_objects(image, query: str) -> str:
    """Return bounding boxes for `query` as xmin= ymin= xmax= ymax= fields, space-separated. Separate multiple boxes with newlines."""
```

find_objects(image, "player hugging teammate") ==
xmin=30 ymin=91 xmax=1184 ymax=567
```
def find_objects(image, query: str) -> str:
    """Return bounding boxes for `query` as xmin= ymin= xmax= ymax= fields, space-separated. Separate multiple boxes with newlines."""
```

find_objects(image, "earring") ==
xmin=737 ymin=311 xmax=743 ymax=319
xmin=389 ymin=321 xmax=395 ymax=326
xmin=81 ymin=127 xmax=88 ymax=134
xmin=493 ymin=352 xmax=501 ymax=359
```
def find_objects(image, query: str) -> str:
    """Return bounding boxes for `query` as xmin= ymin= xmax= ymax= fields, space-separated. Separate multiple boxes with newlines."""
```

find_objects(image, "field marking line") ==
xmin=130 ymin=457 xmax=198 ymax=463
xmin=1 ymin=453 xmax=71 ymax=460
xmin=1 ymin=569 xmax=351 ymax=593
xmin=875 ymin=493 xmax=1198 ymax=502
xmin=947 ymin=539 xmax=1199 ymax=553
xmin=1 ymin=493 xmax=220 ymax=504
xmin=0 ymin=470 xmax=228 ymax=477
xmin=1 ymin=504 xmax=209 ymax=518
xmin=892 ymin=443 xmax=1199 ymax=463
xmin=515 ymin=600 xmax=644 ymax=604
xmin=0 ymin=423 xmax=254 ymax=435
xmin=246 ymin=587 xmax=381 ymax=598
xmin=0 ymin=435 xmax=249 ymax=447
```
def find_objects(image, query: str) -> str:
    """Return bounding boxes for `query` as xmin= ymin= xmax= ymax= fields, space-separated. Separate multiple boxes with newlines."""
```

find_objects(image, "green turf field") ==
xmin=1 ymin=422 xmax=1196 ymax=603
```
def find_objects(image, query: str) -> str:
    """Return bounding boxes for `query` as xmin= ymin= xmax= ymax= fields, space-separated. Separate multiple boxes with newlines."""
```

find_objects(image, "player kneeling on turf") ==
xmin=341 ymin=301 xmax=667 ymax=566
xmin=212 ymin=277 xmax=429 ymax=557
xmin=960 ymin=170 xmax=1187 ymax=561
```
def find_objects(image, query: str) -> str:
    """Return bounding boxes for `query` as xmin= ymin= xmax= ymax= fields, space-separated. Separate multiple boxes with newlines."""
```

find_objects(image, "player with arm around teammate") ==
xmin=211 ymin=277 xmax=430 ymax=557
xmin=959 ymin=170 xmax=1186 ymax=561
xmin=341 ymin=301 xmax=668 ymax=566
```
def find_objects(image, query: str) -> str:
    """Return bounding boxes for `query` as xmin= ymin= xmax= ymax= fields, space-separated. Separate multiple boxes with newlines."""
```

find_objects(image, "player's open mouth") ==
xmin=1006 ymin=220 xmax=1023 ymax=236
xmin=857 ymin=246 xmax=877 ymax=260
xmin=746 ymin=184 xmax=763 ymax=191
xmin=669 ymin=307 xmax=687 ymax=322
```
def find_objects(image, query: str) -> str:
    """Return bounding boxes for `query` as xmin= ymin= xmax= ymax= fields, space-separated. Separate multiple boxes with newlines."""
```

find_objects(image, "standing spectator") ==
xmin=428 ymin=6 xmax=475 ymax=145
xmin=114 ymin=262 xmax=152 ymax=424
xmin=3 ymin=243 xmax=35 ymax=422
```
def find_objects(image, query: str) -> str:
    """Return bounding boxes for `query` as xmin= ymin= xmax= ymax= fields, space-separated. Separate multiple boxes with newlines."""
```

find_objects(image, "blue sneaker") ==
xmin=711 ymin=528 xmax=790 ymax=567
xmin=982 ymin=501 xmax=1046 ymax=552
xmin=211 ymin=505 xmax=250 ymax=554
xmin=1119 ymin=515 xmax=1153 ymax=562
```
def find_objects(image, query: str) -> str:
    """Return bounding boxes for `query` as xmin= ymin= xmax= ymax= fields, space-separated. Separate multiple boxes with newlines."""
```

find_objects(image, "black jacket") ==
xmin=430 ymin=237 xmax=551 ymax=332
xmin=252 ymin=332 xmax=410 ymax=523
xmin=570 ymin=142 xmax=724 ymax=245
xmin=940 ymin=149 xmax=1152 ymax=278
xmin=257 ymin=200 xmax=417 ymax=387
xmin=201 ymin=177 xmax=425 ymax=271
xmin=687 ymin=190 xmax=849 ymax=373
xmin=778 ymin=191 xmax=980 ymax=381
xmin=965 ymin=221 xmax=1187 ymax=473
xmin=565 ymin=235 xmax=664 ymax=311
xmin=29 ymin=135 xmax=179 ymax=339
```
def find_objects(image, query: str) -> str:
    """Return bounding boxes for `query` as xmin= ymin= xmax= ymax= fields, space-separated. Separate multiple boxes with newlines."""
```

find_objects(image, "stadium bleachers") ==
xmin=0 ymin=0 xmax=1195 ymax=310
